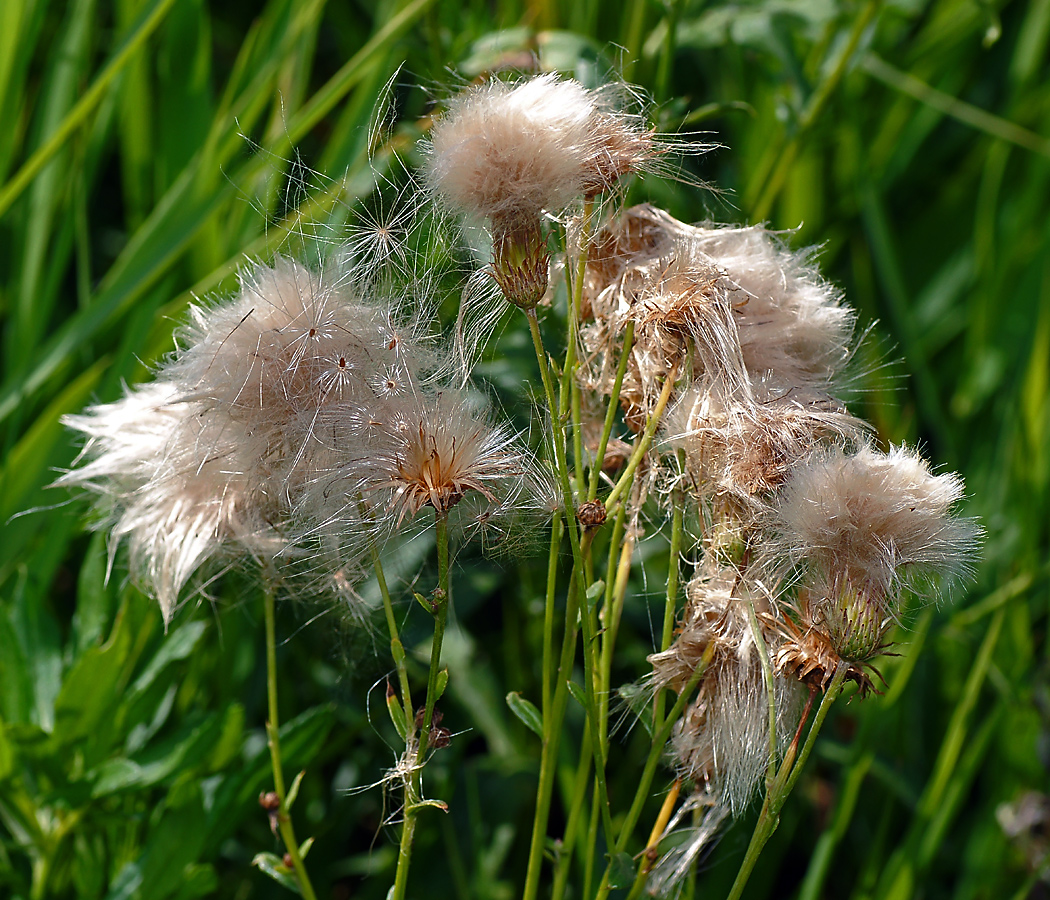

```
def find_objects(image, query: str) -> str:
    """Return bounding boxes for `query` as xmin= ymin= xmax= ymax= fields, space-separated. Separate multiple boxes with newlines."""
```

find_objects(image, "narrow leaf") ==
xmin=506 ymin=691 xmax=543 ymax=738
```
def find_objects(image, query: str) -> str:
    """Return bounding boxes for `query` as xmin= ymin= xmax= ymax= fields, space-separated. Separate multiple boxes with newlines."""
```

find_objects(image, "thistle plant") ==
xmin=53 ymin=68 xmax=979 ymax=900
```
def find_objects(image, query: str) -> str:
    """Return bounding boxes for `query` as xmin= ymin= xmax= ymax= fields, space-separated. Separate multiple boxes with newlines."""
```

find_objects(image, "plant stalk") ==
xmin=263 ymin=580 xmax=318 ymax=900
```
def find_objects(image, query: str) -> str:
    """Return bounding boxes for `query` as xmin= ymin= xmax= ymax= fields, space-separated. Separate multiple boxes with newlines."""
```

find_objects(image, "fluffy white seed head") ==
xmin=764 ymin=444 xmax=979 ymax=665
xmin=771 ymin=444 xmax=977 ymax=599
xmin=57 ymin=382 xmax=286 ymax=623
xmin=294 ymin=386 xmax=546 ymax=559
xmin=664 ymin=385 xmax=867 ymax=528
xmin=580 ymin=206 xmax=856 ymax=435
xmin=427 ymin=74 xmax=656 ymax=226
xmin=57 ymin=259 xmax=447 ymax=623
xmin=684 ymin=221 xmax=855 ymax=398
xmin=670 ymin=651 xmax=801 ymax=816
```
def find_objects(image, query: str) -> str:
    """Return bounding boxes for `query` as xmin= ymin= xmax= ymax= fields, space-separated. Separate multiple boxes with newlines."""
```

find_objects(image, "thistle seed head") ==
xmin=426 ymin=74 xmax=658 ymax=224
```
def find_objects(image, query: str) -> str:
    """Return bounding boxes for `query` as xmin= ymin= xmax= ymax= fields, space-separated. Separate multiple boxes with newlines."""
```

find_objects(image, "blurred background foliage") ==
xmin=0 ymin=0 xmax=1048 ymax=897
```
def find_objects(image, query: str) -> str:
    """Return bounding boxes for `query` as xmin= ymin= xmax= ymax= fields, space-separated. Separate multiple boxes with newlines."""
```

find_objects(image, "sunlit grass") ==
xmin=1 ymin=0 xmax=1047 ymax=897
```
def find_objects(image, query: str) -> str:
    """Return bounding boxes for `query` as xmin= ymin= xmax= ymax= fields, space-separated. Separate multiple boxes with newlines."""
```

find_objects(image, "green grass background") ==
xmin=1 ymin=0 xmax=1048 ymax=897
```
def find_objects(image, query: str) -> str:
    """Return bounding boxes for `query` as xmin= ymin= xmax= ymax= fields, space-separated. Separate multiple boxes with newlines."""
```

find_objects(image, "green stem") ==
xmin=522 ymin=567 xmax=582 ymax=900
xmin=725 ymin=667 xmax=846 ymax=900
xmin=373 ymin=543 xmax=413 ymax=717
xmin=552 ymin=727 xmax=594 ymax=900
xmin=587 ymin=320 xmax=636 ymax=503
xmin=535 ymin=251 xmax=619 ymax=852
xmin=654 ymin=0 xmax=683 ymax=103
xmin=595 ymin=649 xmax=713 ymax=899
xmin=393 ymin=805 xmax=417 ymax=900
xmin=654 ymin=467 xmax=684 ymax=728
xmin=392 ymin=511 xmax=452 ymax=900
xmin=600 ymin=502 xmax=635 ymax=753
xmin=542 ymin=512 xmax=564 ymax=720
xmin=604 ymin=364 xmax=678 ymax=513
xmin=745 ymin=598 xmax=779 ymax=792
xmin=564 ymin=201 xmax=593 ymax=488
xmin=420 ymin=512 xmax=451 ymax=750
xmin=263 ymin=580 xmax=318 ymax=900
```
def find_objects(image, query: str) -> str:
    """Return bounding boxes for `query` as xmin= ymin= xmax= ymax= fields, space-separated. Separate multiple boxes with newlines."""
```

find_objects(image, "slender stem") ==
xmin=542 ymin=512 xmax=564 ymax=720
xmin=522 ymin=567 xmax=582 ymax=900
xmin=595 ymin=647 xmax=713 ymax=899
xmin=373 ymin=543 xmax=412 ymax=716
xmin=654 ymin=467 xmax=684 ymax=728
xmin=551 ymin=727 xmax=593 ymax=900
xmin=576 ymin=554 xmax=617 ymax=852
xmin=598 ymin=496 xmax=637 ymax=756
xmin=624 ymin=779 xmax=681 ymax=898
xmin=725 ymin=667 xmax=846 ymax=900
xmin=654 ymin=0 xmax=683 ymax=103
xmin=588 ymin=320 xmax=636 ymax=502
xmin=745 ymin=599 xmax=778 ymax=792
xmin=392 ymin=802 xmax=417 ymax=900
xmin=263 ymin=580 xmax=318 ymax=900
xmin=420 ymin=512 xmax=451 ymax=749
xmin=564 ymin=202 xmax=593 ymax=488
xmin=583 ymin=782 xmax=601 ymax=899
xmin=604 ymin=363 xmax=678 ymax=513
xmin=393 ymin=511 xmax=452 ymax=900
xmin=526 ymin=292 xmax=616 ymax=896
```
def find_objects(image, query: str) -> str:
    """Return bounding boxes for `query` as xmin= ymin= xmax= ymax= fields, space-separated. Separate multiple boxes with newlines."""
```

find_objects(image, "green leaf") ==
xmin=390 ymin=637 xmax=406 ymax=667
xmin=505 ymin=691 xmax=543 ymax=738
xmin=407 ymin=798 xmax=449 ymax=813
xmin=252 ymin=852 xmax=301 ymax=893
xmin=52 ymin=601 xmax=135 ymax=747
xmin=0 ymin=0 xmax=181 ymax=220
xmin=71 ymin=829 xmax=107 ymax=899
xmin=203 ymin=705 xmax=335 ymax=846
xmin=170 ymin=864 xmax=219 ymax=900
xmin=386 ymin=682 xmax=408 ymax=739
xmin=585 ymin=580 xmax=606 ymax=603
xmin=607 ymin=851 xmax=636 ymax=889
xmin=129 ymin=620 xmax=207 ymax=697
xmin=7 ymin=569 xmax=66 ymax=731
xmin=285 ymin=769 xmax=306 ymax=809
xmin=434 ymin=666 xmax=449 ymax=701
xmin=105 ymin=785 xmax=209 ymax=900
xmin=566 ymin=680 xmax=588 ymax=710
xmin=0 ymin=718 xmax=14 ymax=780
xmin=206 ymin=702 xmax=245 ymax=771
xmin=90 ymin=711 xmax=226 ymax=795
xmin=73 ymin=531 xmax=118 ymax=655
xmin=0 ymin=605 xmax=33 ymax=724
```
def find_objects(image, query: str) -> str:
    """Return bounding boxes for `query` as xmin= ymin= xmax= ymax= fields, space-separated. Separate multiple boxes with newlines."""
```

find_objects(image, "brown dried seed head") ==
xmin=577 ymin=499 xmax=607 ymax=529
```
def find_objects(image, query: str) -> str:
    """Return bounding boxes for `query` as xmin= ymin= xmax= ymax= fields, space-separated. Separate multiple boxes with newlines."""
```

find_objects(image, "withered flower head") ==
xmin=767 ymin=444 xmax=978 ymax=669
xmin=377 ymin=391 xmax=524 ymax=523
xmin=427 ymin=74 xmax=656 ymax=222
xmin=427 ymin=75 xmax=658 ymax=308
xmin=56 ymin=259 xmax=439 ymax=623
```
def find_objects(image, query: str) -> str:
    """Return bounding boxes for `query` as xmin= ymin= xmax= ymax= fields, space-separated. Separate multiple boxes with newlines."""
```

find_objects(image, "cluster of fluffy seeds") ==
xmin=55 ymin=70 xmax=979 ymax=896
xmin=580 ymin=204 xmax=977 ymax=873
xmin=426 ymin=74 xmax=658 ymax=308
xmin=427 ymin=74 xmax=654 ymax=221
xmin=59 ymin=259 xmax=539 ymax=623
